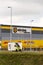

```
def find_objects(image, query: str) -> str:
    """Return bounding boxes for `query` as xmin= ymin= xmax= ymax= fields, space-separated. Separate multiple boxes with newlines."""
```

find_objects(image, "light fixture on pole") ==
xmin=8 ymin=6 xmax=12 ymax=42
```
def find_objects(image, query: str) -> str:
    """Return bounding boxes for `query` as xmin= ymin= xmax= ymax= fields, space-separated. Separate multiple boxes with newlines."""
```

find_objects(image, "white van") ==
xmin=8 ymin=42 xmax=22 ymax=51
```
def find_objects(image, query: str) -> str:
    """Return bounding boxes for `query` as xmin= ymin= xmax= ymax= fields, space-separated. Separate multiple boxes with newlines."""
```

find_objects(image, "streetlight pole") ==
xmin=8 ymin=6 xmax=12 ymax=43
xmin=30 ymin=20 xmax=34 ymax=51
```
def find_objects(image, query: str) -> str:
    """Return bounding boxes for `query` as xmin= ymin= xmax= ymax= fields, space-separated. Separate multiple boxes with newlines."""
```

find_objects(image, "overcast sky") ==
xmin=0 ymin=0 xmax=43 ymax=27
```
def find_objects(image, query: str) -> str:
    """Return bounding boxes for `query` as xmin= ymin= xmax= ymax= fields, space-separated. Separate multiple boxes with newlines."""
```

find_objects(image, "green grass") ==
xmin=0 ymin=51 xmax=43 ymax=65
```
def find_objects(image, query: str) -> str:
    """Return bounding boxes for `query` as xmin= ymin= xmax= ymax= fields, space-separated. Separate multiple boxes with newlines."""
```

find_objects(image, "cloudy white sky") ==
xmin=0 ymin=0 xmax=43 ymax=27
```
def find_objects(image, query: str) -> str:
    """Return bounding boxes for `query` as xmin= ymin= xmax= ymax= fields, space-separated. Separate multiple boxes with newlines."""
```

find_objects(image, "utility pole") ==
xmin=8 ymin=6 xmax=12 ymax=42
xmin=30 ymin=20 xmax=34 ymax=51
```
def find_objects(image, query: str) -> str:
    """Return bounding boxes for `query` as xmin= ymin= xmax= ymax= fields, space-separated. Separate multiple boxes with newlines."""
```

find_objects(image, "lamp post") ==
xmin=30 ymin=20 xmax=34 ymax=51
xmin=8 ymin=6 xmax=12 ymax=43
